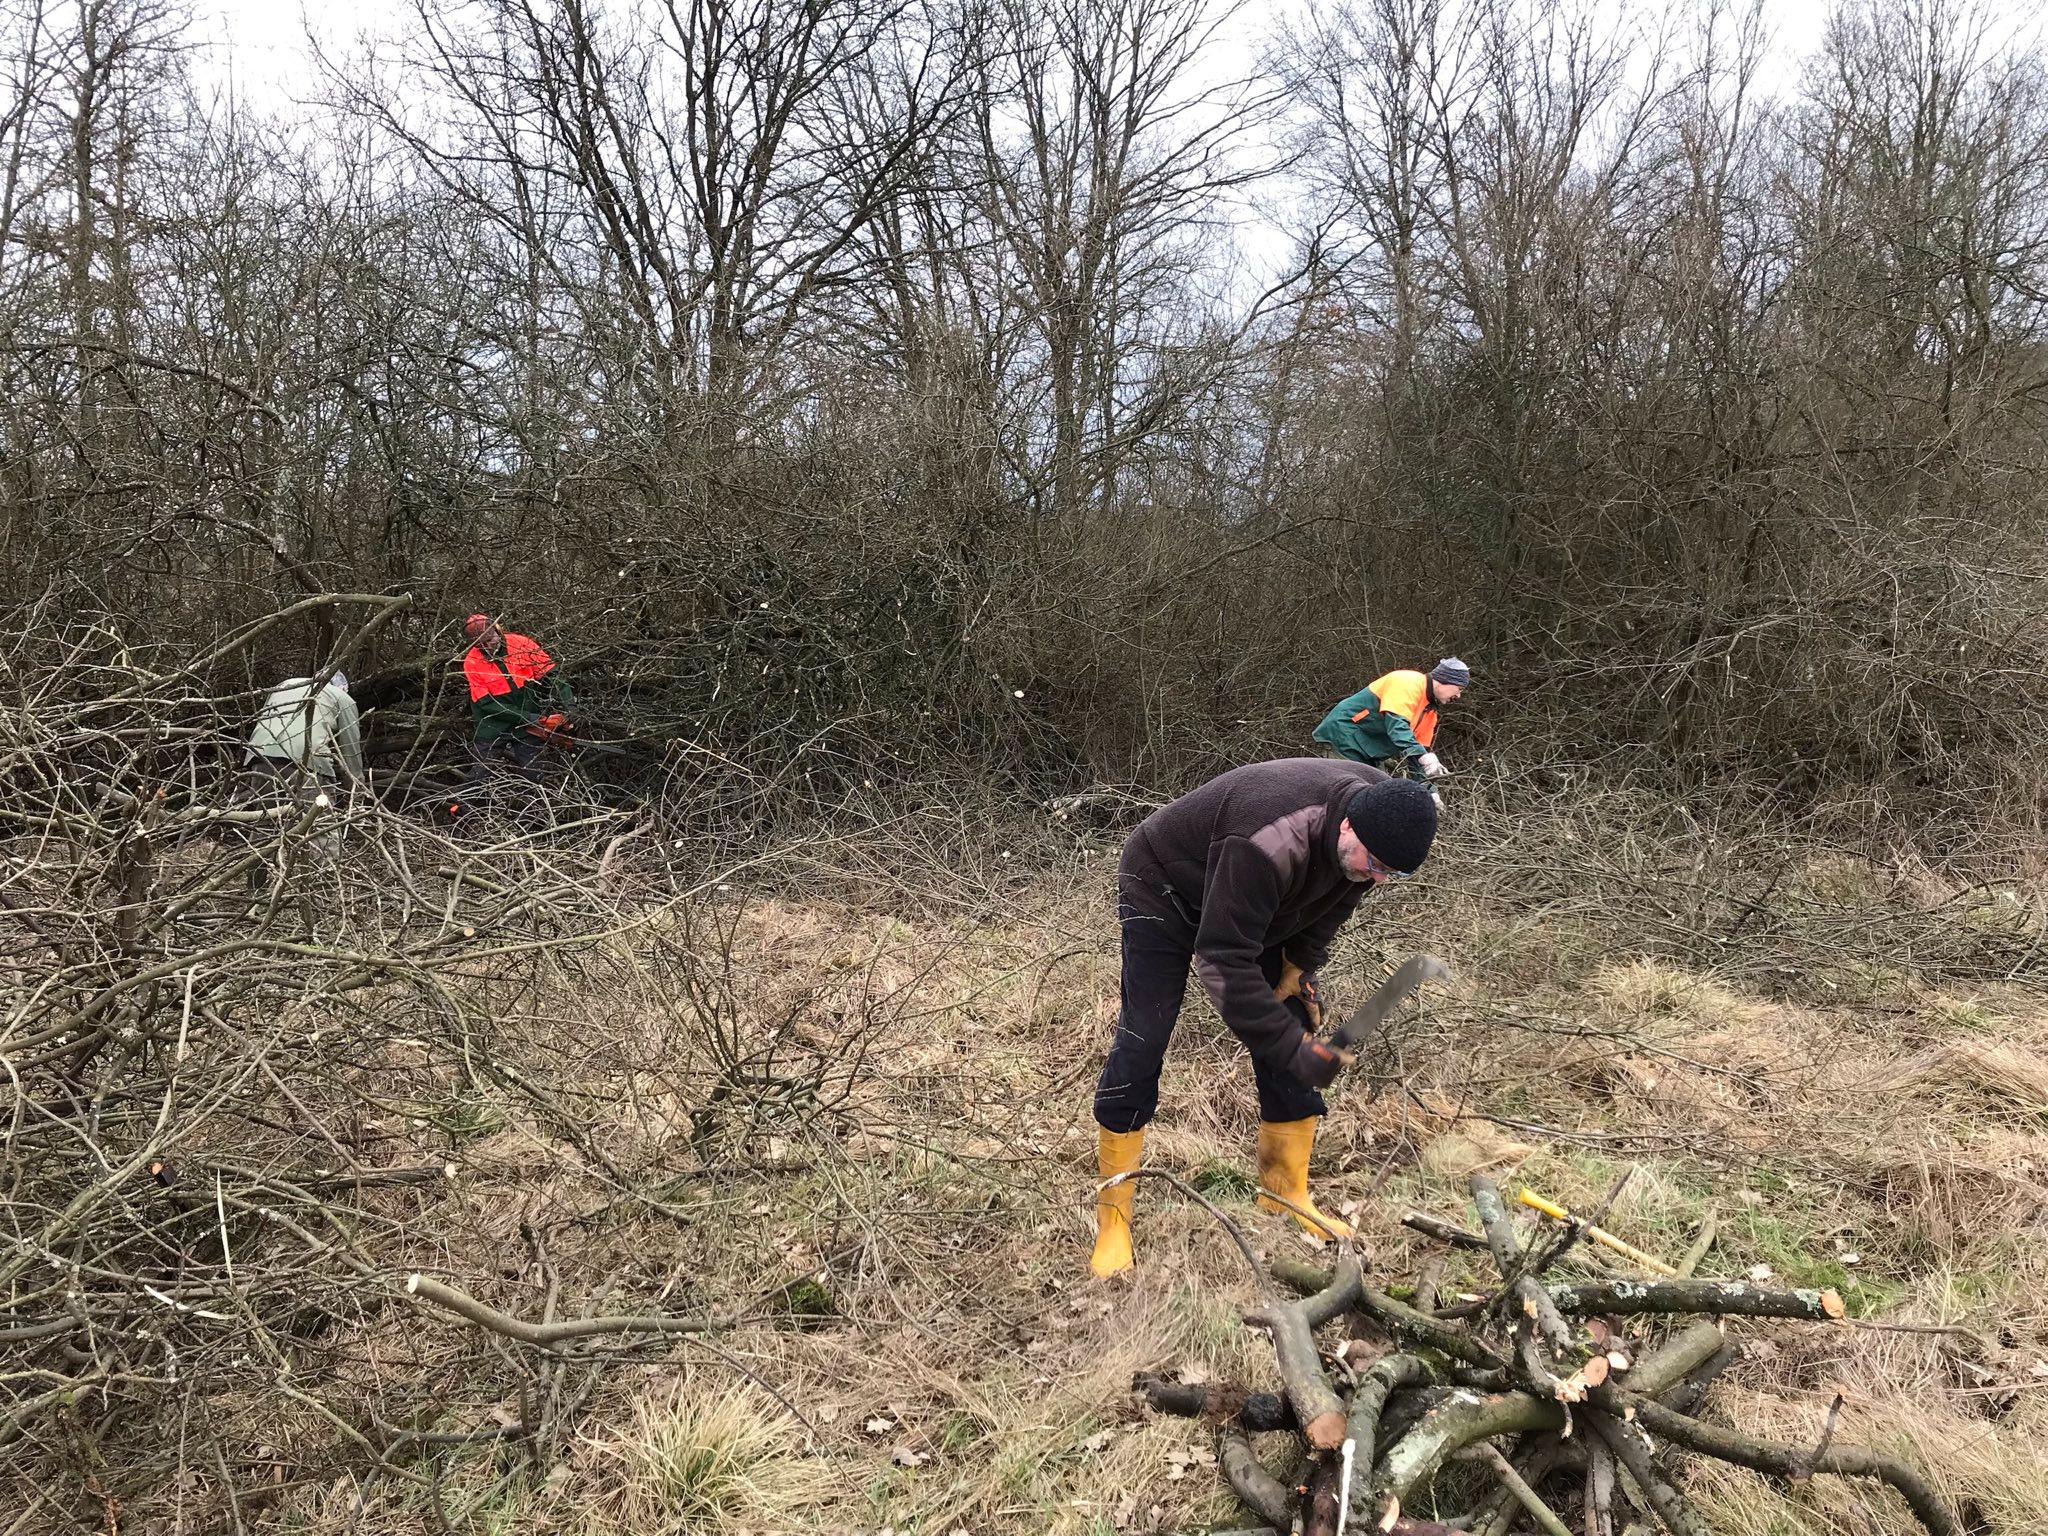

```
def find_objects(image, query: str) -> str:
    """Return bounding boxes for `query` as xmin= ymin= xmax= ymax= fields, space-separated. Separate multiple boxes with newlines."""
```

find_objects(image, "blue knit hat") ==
xmin=1431 ymin=657 xmax=1471 ymax=688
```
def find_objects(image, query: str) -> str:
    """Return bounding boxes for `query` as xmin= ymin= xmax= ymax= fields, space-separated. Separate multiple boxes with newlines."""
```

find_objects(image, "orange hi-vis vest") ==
xmin=1354 ymin=669 xmax=1438 ymax=748
xmin=463 ymin=632 xmax=556 ymax=702
xmin=463 ymin=631 xmax=568 ymax=744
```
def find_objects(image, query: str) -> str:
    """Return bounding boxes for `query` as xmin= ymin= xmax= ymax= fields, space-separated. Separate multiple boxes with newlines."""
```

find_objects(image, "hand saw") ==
xmin=1328 ymin=953 xmax=1452 ymax=1053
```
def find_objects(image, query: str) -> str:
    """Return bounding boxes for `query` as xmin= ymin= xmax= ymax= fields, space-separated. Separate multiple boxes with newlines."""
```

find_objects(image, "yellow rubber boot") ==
xmin=1090 ymin=1127 xmax=1145 ymax=1278
xmin=1256 ymin=1118 xmax=1353 ymax=1241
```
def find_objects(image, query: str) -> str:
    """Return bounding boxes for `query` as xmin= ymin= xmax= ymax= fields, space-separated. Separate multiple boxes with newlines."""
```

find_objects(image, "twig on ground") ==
xmin=1472 ymin=1441 xmax=1574 ymax=1536
xmin=403 ymin=1274 xmax=734 ymax=1346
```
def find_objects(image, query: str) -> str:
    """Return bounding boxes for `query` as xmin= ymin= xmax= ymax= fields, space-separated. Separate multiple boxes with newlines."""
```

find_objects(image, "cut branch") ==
xmin=1245 ymin=1254 xmax=1363 ymax=1449
xmin=1218 ymin=1427 xmax=1293 ymax=1530
xmin=1548 ymin=1279 xmax=1845 ymax=1322
xmin=1133 ymin=1373 xmax=1297 ymax=1432
xmin=1585 ymin=1409 xmax=1712 ymax=1536
xmin=404 ymin=1274 xmax=735 ymax=1347
xmin=1474 ymin=1441 xmax=1574 ymax=1536
xmin=1595 ymin=1387 xmax=1966 ymax=1536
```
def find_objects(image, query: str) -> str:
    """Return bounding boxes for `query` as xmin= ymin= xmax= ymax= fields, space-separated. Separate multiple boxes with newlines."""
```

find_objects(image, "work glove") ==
xmin=1274 ymin=961 xmax=1323 ymax=1031
xmin=1287 ymin=1031 xmax=1348 ymax=1090
xmin=1417 ymin=751 xmax=1447 ymax=779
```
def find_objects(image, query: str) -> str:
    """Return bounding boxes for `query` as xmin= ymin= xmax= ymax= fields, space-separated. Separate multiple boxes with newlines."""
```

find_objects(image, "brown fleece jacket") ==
xmin=1120 ymin=757 xmax=1385 ymax=1071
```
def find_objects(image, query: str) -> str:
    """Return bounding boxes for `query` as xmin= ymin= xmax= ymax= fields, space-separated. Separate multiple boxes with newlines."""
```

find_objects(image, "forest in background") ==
xmin=3 ymin=0 xmax=2046 ymax=831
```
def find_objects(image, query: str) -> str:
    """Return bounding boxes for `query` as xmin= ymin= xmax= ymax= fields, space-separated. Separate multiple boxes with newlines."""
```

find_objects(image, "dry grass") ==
xmin=1879 ymin=1039 xmax=2048 ymax=1123
xmin=577 ymin=1377 xmax=829 ymax=1534
xmin=53 ymin=804 xmax=2048 ymax=1536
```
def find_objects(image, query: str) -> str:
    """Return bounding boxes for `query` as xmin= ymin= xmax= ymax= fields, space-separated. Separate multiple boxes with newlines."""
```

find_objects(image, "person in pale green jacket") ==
xmin=242 ymin=672 xmax=363 ymax=881
xmin=247 ymin=672 xmax=364 ymax=784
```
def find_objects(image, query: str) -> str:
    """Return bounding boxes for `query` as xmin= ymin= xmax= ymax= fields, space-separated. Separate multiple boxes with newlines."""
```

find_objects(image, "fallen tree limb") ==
xmin=1353 ymin=1285 xmax=1511 ymax=1374
xmin=1468 ymin=1438 xmax=1574 ymax=1536
xmin=1375 ymin=1384 xmax=1456 ymax=1449
xmin=1344 ymin=1355 xmax=1441 ymax=1531
xmin=1548 ymin=1278 xmax=1845 ymax=1321
xmin=1370 ymin=1387 xmax=1564 ymax=1503
xmin=1658 ymin=1339 xmax=1744 ymax=1418
xmin=1596 ymin=1386 xmax=1969 ymax=1536
xmin=1586 ymin=1408 xmax=1712 ymax=1536
xmin=1300 ymin=1447 xmax=1346 ymax=1536
xmin=1132 ymin=1374 xmax=1296 ymax=1432
xmin=1401 ymin=1210 xmax=1490 ymax=1250
xmin=1217 ymin=1428 xmax=1293 ymax=1529
xmin=1268 ymin=1253 xmax=1342 ymax=1296
xmin=404 ymin=1274 xmax=735 ymax=1346
xmin=1473 ymin=1176 xmax=1589 ymax=1401
xmin=1246 ymin=1255 xmax=1362 ymax=1448
xmin=1472 ymin=1441 xmax=1573 ymax=1536
xmin=1677 ymin=1205 xmax=1719 ymax=1277
xmin=1584 ymin=1433 xmax=1617 ymax=1536
xmin=1346 ymin=1354 xmax=1437 ymax=1473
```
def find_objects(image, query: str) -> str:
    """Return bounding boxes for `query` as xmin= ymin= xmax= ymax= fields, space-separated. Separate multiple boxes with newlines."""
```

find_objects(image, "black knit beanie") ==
xmin=1344 ymin=778 xmax=1438 ymax=874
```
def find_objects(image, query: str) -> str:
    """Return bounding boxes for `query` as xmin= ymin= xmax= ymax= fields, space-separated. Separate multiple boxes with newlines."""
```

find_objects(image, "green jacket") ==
xmin=1313 ymin=671 xmax=1435 ymax=765
xmin=465 ymin=634 xmax=574 ymax=744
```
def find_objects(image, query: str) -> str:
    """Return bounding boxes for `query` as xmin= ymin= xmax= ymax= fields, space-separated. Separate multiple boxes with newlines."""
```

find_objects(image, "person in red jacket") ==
xmin=455 ymin=614 xmax=573 ymax=809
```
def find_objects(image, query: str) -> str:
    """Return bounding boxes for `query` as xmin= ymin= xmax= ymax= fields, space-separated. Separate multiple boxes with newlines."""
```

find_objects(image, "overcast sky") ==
xmin=178 ymin=0 xmax=2033 ymax=289
xmin=187 ymin=0 xmax=2048 ymax=105
xmin=190 ymin=0 xmax=1849 ymax=108
xmin=167 ymin=0 xmax=1860 ymax=300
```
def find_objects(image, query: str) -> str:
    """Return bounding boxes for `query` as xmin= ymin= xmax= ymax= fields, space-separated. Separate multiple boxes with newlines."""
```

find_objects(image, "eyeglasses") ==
xmin=1361 ymin=848 xmax=1410 ymax=882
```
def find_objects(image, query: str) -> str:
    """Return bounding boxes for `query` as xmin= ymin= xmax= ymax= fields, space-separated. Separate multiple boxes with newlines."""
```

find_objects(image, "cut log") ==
xmin=1132 ymin=1373 xmax=1296 ymax=1432
xmin=1548 ymin=1278 xmax=1845 ymax=1321
xmin=1246 ymin=1254 xmax=1363 ymax=1449
xmin=1218 ymin=1428 xmax=1293 ymax=1530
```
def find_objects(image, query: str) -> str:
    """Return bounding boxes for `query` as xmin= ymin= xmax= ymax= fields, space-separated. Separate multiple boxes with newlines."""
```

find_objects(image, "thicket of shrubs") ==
xmin=2 ymin=0 xmax=2044 ymax=823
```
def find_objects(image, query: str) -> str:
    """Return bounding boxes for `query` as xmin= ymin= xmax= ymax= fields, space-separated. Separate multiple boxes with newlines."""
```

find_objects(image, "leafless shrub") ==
xmin=0 ymin=605 xmax=899 ymax=1514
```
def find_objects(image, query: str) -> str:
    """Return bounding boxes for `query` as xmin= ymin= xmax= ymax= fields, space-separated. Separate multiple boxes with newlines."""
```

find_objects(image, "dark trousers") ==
xmin=459 ymin=734 xmax=543 ymax=800
xmin=237 ymin=756 xmax=341 ymax=886
xmin=1093 ymin=890 xmax=1325 ymax=1134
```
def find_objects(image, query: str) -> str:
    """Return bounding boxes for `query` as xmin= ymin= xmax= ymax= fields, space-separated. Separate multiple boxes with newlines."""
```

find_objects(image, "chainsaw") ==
xmin=523 ymin=712 xmax=628 ymax=755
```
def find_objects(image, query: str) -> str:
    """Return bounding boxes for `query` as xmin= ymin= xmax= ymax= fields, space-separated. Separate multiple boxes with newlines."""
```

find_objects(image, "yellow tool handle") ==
xmin=1520 ymin=1190 xmax=1571 ymax=1222
xmin=1518 ymin=1187 xmax=1679 ymax=1276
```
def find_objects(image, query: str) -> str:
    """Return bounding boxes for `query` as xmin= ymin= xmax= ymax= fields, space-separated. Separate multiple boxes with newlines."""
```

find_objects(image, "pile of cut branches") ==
xmin=1135 ymin=1176 xmax=1975 ymax=1536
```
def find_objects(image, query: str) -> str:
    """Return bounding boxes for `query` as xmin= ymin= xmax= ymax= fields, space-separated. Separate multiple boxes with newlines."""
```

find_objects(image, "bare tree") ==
xmin=971 ymin=0 xmax=1275 ymax=523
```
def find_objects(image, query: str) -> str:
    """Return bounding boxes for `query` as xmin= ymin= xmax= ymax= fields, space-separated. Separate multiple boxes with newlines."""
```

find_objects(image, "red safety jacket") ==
xmin=463 ymin=633 xmax=567 ymax=742
xmin=464 ymin=632 xmax=556 ymax=700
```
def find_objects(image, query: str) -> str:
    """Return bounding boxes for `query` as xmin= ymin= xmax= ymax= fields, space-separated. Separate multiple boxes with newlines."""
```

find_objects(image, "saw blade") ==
xmin=1328 ymin=953 xmax=1452 ymax=1051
